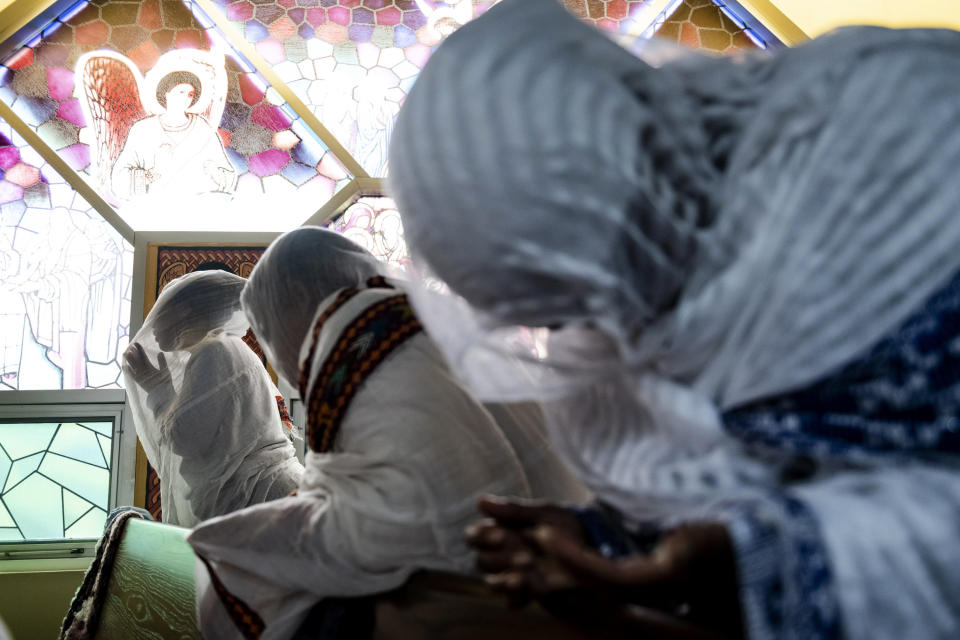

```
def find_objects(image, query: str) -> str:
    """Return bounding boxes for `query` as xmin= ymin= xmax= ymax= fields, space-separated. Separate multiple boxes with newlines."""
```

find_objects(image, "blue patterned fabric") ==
xmin=715 ymin=493 xmax=842 ymax=640
xmin=722 ymin=269 xmax=960 ymax=460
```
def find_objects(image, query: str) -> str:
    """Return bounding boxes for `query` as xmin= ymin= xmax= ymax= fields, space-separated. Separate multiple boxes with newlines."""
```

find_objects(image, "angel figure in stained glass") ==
xmin=77 ymin=50 xmax=237 ymax=203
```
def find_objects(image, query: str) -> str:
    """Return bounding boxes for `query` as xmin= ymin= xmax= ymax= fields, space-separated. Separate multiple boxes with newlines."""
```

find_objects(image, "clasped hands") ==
xmin=465 ymin=496 xmax=744 ymax=640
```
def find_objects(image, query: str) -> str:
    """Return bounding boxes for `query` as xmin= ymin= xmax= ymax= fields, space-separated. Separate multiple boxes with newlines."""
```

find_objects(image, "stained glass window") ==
xmin=0 ymin=113 xmax=132 ymax=391
xmin=210 ymin=0 xmax=666 ymax=177
xmin=329 ymin=195 xmax=409 ymax=270
xmin=0 ymin=0 xmax=353 ymax=232
xmin=0 ymin=420 xmax=112 ymax=541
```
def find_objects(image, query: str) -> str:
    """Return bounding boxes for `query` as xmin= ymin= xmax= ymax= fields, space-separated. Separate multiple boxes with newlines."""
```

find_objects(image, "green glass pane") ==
xmin=3 ymin=451 xmax=44 ymax=493
xmin=0 ymin=423 xmax=58 ymax=459
xmin=63 ymin=489 xmax=94 ymax=529
xmin=4 ymin=474 xmax=62 ymax=540
xmin=79 ymin=422 xmax=113 ymax=438
xmin=65 ymin=507 xmax=106 ymax=539
xmin=39 ymin=453 xmax=109 ymax=510
xmin=0 ymin=447 xmax=9 ymax=492
xmin=49 ymin=423 xmax=107 ymax=468
xmin=0 ymin=500 xmax=14 ymax=527
xmin=97 ymin=434 xmax=112 ymax=470
xmin=0 ymin=529 xmax=23 ymax=541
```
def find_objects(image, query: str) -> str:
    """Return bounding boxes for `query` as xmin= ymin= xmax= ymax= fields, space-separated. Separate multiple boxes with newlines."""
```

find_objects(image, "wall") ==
xmin=0 ymin=567 xmax=86 ymax=639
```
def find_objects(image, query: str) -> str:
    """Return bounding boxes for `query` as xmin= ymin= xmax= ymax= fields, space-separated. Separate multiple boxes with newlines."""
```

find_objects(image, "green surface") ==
xmin=95 ymin=519 xmax=200 ymax=640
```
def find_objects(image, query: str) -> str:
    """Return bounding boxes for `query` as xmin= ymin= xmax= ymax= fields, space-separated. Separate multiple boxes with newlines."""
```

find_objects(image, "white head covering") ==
xmin=123 ymin=271 xmax=302 ymax=527
xmin=389 ymin=0 xmax=960 ymax=518
xmin=189 ymin=227 xmax=589 ymax=639
xmin=240 ymin=226 xmax=382 ymax=389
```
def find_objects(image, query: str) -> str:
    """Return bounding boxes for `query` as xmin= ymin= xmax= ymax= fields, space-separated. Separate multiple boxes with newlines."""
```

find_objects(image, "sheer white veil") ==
xmin=389 ymin=0 xmax=960 ymax=518
xmin=123 ymin=270 xmax=301 ymax=526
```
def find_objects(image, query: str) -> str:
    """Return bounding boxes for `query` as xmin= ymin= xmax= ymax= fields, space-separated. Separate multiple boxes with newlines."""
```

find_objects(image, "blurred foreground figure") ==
xmin=389 ymin=0 xmax=960 ymax=638
xmin=124 ymin=271 xmax=303 ymax=527
xmin=187 ymin=227 xmax=588 ymax=639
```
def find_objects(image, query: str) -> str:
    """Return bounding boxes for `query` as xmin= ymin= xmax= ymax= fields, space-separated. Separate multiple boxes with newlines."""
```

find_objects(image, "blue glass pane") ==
xmin=0 ymin=423 xmax=57 ymax=459
xmin=49 ymin=422 xmax=106 ymax=468
xmin=62 ymin=488 xmax=93 ymax=529
xmin=4 ymin=473 xmax=61 ymax=540
xmin=64 ymin=507 xmax=105 ymax=538
xmin=39 ymin=453 xmax=109 ymax=510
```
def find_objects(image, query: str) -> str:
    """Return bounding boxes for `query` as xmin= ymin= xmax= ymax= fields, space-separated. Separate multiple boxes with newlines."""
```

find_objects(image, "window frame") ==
xmin=0 ymin=389 xmax=132 ymax=562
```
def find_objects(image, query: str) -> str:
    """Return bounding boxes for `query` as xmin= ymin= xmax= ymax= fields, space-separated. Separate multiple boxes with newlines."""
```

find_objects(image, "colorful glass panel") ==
xmin=0 ymin=0 xmax=353 ymax=232
xmin=0 ymin=114 xmax=132 ymax=390
xmin=656 ymin=0 xmax=767 ymax=52
xmin=209 ymin=0 xmax=663 ymax=177
xmin=0 ymin=420 xmax=112 ymax=541
xmin=329 ymin=195 xmax=409 ymax=271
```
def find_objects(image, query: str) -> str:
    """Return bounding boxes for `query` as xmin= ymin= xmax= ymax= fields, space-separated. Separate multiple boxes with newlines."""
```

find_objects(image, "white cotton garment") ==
xmin=188 ymin=227 xmax=589 ymax=639
xmin=389 ymin=0 xmax=960 ymax=516
xmin=123 ymin=271 xmax=302 ymax=527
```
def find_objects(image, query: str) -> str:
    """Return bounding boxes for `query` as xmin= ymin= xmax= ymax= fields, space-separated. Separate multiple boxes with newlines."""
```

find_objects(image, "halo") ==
xmin=143 ymin=49 xmax=224 ymax=116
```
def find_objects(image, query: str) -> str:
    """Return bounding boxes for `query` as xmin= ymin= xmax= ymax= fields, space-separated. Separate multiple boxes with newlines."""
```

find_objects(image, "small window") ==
xmin=0 ymin=389 xmax=129 ymax=559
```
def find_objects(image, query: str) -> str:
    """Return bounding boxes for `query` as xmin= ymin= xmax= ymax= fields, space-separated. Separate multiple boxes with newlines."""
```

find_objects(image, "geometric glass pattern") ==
xmin=0 ymin=113 xmax=133 ymax=391
xmin=210 ymin=0 xmax=662 ymax=177
xmin=655 ymin=0 xmax=766 ymax=52
xmin=0 ymin=0 xmax=353 ymax=232
xmin=0 ymin=420 xmax=112 ymax=541
xmin=329 ymin=195 xmax=409 ymax=271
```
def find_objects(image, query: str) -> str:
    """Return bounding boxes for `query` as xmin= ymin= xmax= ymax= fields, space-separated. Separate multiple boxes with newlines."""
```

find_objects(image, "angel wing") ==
xmin=77 ymin=53 xmax=147 ymax=191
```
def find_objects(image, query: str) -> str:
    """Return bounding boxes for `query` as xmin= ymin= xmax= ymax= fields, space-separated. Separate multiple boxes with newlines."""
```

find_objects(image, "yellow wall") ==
xmin=0 ymin=0 xmax=55 ymax=46
xmin=0 ymin=569 xmax=84 ymax=640
xmin=737 ymin=0 xmax=960 ymax=44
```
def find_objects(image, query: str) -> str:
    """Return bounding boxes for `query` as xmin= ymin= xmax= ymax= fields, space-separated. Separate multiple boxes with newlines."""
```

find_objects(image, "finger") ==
xmin=465 ymin=519 xmax=506 ymax=546
xmin=158 ymin=352 xmax=167 ymax=369
xmin=477 ymin=495 xmax=558 ymax=526
xmin=475 ymin=548 xmax=536 ymax=574
xmin=531 ymin=525 xmax=671 ymax=590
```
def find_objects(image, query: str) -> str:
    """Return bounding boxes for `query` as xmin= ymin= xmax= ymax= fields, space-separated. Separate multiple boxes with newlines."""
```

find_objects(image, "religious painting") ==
xmin=0 ymin=114 xmax=132 ymax=391
xmin=78 ymin=49 xmax=236 ymax=203
xmin=0 ymin=0 xmax=354 ymax=232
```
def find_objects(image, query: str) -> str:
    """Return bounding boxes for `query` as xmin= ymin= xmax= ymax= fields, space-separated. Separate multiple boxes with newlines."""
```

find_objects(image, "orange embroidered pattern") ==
xmin=305 ymin=293 xmax=422 ymax=453
xmin=198 ymin=555 xmax=265 ymax=639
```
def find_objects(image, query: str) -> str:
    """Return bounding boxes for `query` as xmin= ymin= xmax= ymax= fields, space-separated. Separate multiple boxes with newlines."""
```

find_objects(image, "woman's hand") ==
xmin=124 ymin=343 xmax=172 ymax=393
xmin=467 ymin=496 xmax=744 ymax=639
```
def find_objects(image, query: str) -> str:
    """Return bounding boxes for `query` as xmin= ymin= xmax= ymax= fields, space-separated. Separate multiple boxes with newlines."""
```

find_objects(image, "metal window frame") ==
xmin=0 ymin=389 xmax=131 ymax=560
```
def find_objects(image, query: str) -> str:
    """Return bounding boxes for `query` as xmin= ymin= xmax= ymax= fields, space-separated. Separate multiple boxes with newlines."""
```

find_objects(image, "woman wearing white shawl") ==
xmin=186 ymin=227 xmax=588 ymax=640
xmin=387 ymin=0 xmax=960 ymax=638
xmin=123 ymin=270 xmax=303 ymax=527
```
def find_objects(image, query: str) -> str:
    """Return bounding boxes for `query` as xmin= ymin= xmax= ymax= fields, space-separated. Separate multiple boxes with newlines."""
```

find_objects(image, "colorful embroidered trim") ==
xmin=198 ymin=555 xmax=265 ymax=640
xmin=306 ymin=293 xmax=422 ymax=452
xmin=297 ymin=288 xmax=362 ymax=398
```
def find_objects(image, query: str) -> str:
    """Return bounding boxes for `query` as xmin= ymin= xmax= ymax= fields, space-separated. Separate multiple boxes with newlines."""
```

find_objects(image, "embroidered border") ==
xmin=297 ymin=288 xmax=362 ymax=397
xmin=306 ymin=293 xmax=422 ymax=452
xmin=715 ymin=493 xmax=841 ymax=640
xmin=197 ymin=555 xmax=265 ymax=640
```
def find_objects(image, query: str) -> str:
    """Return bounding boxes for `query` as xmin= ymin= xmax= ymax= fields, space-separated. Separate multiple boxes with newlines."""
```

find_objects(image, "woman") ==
xmin=186 ymin=227 xmax=588 ymax=639
xmin=123 ymin=270 xmax=302 ymax=527
xmin=388 ymin=0 xmax=960 ymax=638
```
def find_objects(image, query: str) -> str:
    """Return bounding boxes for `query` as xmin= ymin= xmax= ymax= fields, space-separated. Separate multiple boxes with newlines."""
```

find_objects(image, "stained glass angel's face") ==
xmin=165 ymin=83 xmax=197 ymax=115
